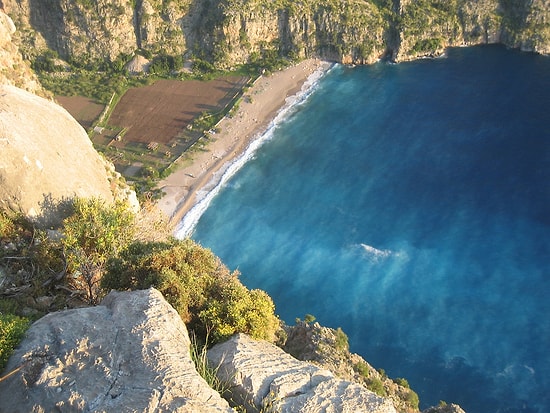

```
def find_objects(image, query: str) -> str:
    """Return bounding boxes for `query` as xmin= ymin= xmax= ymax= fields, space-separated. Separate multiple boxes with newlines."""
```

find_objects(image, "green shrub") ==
xmin=354 ymin=360 xmax=370 ymax=377
xmin=102 ymin=239 xmax=279 ymax=344
xmin=304 ymin=314 xmax=316 ymax=323
xmin=394 ymin=377 xmax=410 ymax=388
xmin=31 ymin=50 xmax=60 ymax=72
xmin=0 ymin=314 xmax=29 ymax=371
xmin=406 ymin=388 xmax=420 ymax=409
xmin=135 ymin=48 xmax=153 ymax=59
xmin=394 ymin=377 xmax=420 ymax=409
xmin=335 ymin=327 xmax=349 ymax=351
xmin=62 ymin=198 xmax=135 ymax=303
xmin=367 ymin=376 xmax=387 ymax=397
xmin=149 ymin=53 xmax=183 ymax=76
xmin=411 ymin=37 xmax=444 ymax=54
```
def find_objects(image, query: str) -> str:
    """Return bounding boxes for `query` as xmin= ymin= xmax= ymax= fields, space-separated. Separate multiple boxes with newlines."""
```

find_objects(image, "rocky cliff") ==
xmin=2 ymin=0 xmax=548 ymax=68
xmin=0 ymin=10 xmax=138 ymax=226
xmin=0 ymin=84 xmax=112 ymax=224
xmin=0 ymin=288 xmax=466 ymax=413
xmin=395 ymin=0 xmax=550 ymax=61
xmin=208 ymin=333 xmax=397 ymax=413
xmin=0 ymin=10 xmax=41 ymax=92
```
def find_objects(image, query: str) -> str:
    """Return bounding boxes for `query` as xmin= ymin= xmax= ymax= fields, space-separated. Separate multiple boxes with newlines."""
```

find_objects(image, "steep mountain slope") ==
xmin=2 ymin=0 xmax=548 ymax=68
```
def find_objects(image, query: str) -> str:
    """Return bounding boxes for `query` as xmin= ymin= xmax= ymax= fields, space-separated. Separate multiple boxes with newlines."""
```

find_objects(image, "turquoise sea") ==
xmin=180 ymin=45 xmax=549 ymax=413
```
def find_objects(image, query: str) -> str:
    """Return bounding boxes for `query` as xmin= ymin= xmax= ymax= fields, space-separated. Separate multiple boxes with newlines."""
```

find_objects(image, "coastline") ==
xmin=156 ymin=59 xmax=330 ymax=236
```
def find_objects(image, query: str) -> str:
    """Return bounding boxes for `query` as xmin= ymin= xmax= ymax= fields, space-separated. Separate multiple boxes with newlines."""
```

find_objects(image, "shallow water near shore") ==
xmin=190 ymin=45 xmax=549 ymax=413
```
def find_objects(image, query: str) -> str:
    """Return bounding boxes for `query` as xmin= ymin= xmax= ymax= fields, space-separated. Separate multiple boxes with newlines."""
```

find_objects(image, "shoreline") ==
xmin=156 ymin=59 xmax=330 ymax=236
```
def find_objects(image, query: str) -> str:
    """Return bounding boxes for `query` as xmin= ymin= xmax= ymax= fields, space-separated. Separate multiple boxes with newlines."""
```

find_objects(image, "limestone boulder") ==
xmin=207 ymin=333 xmax=397 ymax=413
xmin=0 ymin=85 xmax=117 ymax=226
xmin=0 ymin=288 xmax=234 ymax=413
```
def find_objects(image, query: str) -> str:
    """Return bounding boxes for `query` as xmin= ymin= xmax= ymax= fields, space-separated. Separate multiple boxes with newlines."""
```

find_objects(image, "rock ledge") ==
xmin=0 ymin=288 xmax=233 ymax=413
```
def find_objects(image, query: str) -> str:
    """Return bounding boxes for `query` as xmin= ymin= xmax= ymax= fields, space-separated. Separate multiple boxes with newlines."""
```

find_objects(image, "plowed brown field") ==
xmin=56 ymin=96 xmax=104 ymax=129
xmin=57 ymin=76 xmax=250 ymax=178
xmin=107 ymin=77 xmax=249 ymax=145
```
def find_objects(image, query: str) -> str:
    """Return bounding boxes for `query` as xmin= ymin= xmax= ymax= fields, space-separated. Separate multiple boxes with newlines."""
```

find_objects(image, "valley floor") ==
xmin=156 ymin=59 xmax=327 ymax=229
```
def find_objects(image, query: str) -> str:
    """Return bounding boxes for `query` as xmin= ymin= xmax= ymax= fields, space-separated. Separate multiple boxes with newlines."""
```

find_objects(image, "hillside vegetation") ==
xmin=0 ymin=199 xmax=279 ymax=371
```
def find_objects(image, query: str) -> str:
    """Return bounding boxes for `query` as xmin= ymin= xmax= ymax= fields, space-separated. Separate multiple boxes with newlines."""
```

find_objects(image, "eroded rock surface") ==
xmin=0 ymin=288 xmax=233 ymax=413
xmin=208 ymin=333 xmax=397 ymax=413
xmin=0 ymin=11 xmax=42 ymax=93
xmin=0 ymin=84 xmax=118 ymax=226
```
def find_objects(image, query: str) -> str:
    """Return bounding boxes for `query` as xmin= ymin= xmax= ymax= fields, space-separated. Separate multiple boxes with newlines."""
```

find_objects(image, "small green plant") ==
xmin=189 ymin=332 xmax=228 ymax=394
xmin=0 ymin=314 xmax=29 ymax=371
xmin=354 ymin=361 xmax=370 ymax=377
xmin=335 ymin=327 xmax=349 ymax=351
xmin=304 ymin=314 xmax=316 ymax=323
xmin=0 ymin=211 xmax=15 ymax=238
xmin=367 ymin=376 xmax=387 ymax=397
xmin=394 ymin=377 xmax=410 ymax=388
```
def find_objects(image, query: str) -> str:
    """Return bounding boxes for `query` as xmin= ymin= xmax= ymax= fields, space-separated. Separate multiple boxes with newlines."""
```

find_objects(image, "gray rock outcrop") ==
xmin=207 ymin=333 xmax=397 ymax=413
xmin=423 ymin=403 xmax=467 ymax=413
xmin=0 ymin=288 xmax=234 ymax=413
xmin=0 ymin=84 xmax=129 ymax=226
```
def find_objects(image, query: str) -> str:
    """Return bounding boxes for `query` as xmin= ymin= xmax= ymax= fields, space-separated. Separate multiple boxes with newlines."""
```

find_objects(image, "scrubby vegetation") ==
xmin=0 ymin=197 xmax=279 ymax=376
xmin=34 ymin=51 xmax=151 ymax=104
xmin=102 ymin=238 xmax=279 ymax=342
xmin=0 ymin=314 xmax=29 ymax=371
xmin=62 ymin=198 xmax=136 ymax=304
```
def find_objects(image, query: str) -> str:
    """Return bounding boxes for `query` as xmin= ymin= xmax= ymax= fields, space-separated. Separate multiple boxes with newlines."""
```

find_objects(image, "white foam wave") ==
xmin=497 ymin=363 xmax=536 ymax=379
xmin=174 ymin=64 xmax=332 ymax=239
xmin=359 ymin=243 xmax=392 ymax=259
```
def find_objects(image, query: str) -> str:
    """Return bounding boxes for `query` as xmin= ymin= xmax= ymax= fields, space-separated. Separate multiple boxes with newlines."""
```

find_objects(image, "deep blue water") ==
xmin=188 ymin=45 xmax=550 ymax=413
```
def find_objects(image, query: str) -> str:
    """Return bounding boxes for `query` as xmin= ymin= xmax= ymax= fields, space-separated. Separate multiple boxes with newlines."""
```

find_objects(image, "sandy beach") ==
xmin=156 ymin=59 xmax=328 ymax=232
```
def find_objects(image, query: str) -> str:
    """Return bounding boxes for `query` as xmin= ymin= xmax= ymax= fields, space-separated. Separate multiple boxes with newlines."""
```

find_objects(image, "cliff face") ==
xmin=0 ymin=9 xmax=138 ymax=226
xmin=205 ymin=0 xmax=389 ymax=66
xmin=394 ymin=0 xmax=550 ymax=61
xmin=0 ymin=10 xmax=41 ymax=92
xmin=2 ymin=0 xmax=548 ymax=67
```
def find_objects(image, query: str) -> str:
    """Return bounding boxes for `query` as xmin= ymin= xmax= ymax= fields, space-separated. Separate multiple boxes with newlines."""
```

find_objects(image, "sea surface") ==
xmin=181 ymin=45 xmax=550 ymax=413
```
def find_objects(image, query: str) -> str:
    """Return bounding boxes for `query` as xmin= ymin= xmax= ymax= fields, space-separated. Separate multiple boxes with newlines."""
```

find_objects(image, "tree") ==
xmin=62 ymin=198 xmax=135 ymax=303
